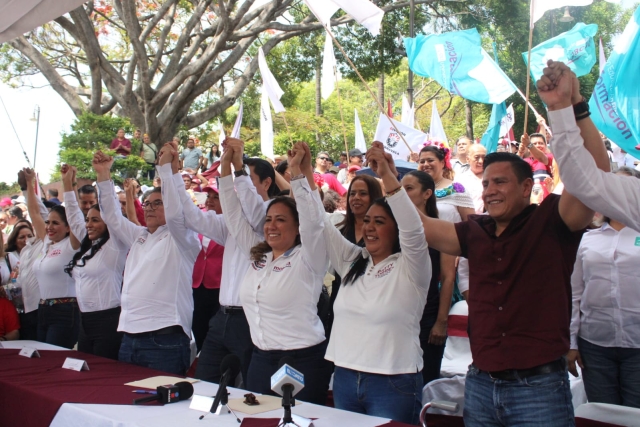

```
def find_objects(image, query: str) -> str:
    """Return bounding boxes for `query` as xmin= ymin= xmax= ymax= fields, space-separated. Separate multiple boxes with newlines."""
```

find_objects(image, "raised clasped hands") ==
xmin=536 ymin=60 xmax=581 ymax=110
xmin=22 ymin=167 xmax=36 ymax=184
xmin=287 ymin=142 xmax=307 ymax=171
xmin=60 ymin=164 xmax=77 ymax=188
xmin=366 ymin=141 xmax=398 ymax=178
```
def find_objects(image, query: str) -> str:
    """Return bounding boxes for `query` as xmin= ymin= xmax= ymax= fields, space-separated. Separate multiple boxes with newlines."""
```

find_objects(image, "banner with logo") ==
xmin=373 ymin=113 xmax=427 ymax=160
xmin=589 ymin=6 xmax=640 ymax=159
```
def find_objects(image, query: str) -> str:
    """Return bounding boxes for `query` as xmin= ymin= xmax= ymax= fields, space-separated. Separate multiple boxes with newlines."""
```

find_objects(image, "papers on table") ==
xmin=125 ymin=376 xmax=199 ymax=389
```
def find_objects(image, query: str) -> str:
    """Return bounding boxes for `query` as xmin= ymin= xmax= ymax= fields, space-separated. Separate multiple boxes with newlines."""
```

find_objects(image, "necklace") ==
xmin=435 ymin=178 xmax=444 ymax=189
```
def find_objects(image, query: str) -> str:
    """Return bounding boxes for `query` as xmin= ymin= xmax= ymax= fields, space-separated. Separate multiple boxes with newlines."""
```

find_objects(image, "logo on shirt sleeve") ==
xmin=252 ymin=259 xmax=266 ymax=271
xmin=375 ymin=263 xmax=395 ymax=278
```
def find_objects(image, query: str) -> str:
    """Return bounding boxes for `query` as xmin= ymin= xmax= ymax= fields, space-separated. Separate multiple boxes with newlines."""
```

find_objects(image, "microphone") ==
xmin=208 ymin=354 xmax=241 ymax=415
xmin=271 ymin=357 xmax=305 ymax=425
xmin=132 ymin=381 xmax=194 ymax=405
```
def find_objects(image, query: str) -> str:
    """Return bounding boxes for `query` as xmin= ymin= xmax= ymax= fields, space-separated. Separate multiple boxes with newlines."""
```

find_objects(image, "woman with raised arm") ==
xmin=23 ymin=168 xmax=81 ymax=349
xmin=6 ymin=171 xmax=48 ymax=340
xmin=317 ymin=143 xmax=432 ymax=424
xmin=60 ymin=164 xmax=128 ymax=359
xmin=401 ymin=170 xmax=456 ymax=385
xmin=217 ymin=141 xmax=332 ymax=404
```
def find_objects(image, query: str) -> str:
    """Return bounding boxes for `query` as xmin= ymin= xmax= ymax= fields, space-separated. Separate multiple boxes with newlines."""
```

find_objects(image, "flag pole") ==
xmin=325 ymin=27 xmax=415 ymax=154
xmin=523 ymin=0 xmax=535 ymax=134
xmin=334 ymin=66 xmax=351 ymax=165
xmin=280 ymin=112 xmax=293 ymax=145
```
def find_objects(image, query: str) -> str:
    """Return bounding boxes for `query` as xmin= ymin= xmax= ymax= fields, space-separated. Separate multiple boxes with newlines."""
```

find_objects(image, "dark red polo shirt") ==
xmin=454 ymin=194 xmax=584 ymax=371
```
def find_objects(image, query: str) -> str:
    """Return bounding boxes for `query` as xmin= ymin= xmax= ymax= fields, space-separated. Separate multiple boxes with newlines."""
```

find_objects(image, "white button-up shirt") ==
xmin=98 ymin=166 xmax=199 ymax=336
xmin=324 ymin=188 xmax=432 ymax=375
xmin=161 ymin=169 xmax=268 ymax=307
xmin=219 ymin=176 xmax=327 ymax=351
xmin=550 ymin=106 xmax=640 ymax=231
xmin=64 ymin=191 xmax=127 ymax=313
xmin=456 ymin=170 xmax=484 ymax=214
xmin=570 ymin=223 xmax=640 ymax=349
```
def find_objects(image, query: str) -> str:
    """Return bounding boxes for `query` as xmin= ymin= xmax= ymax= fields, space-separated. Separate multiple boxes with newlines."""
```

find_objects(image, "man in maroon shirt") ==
xmin=110 ymin=128 xmax=132 ymax=157
xmin=412 ymin=62 xmax=609 ymax=426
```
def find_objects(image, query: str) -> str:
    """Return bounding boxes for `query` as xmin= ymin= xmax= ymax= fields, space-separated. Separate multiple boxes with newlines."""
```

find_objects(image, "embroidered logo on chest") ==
xmin=47 ymin=249 xmax=62 ymax=258
xmin=375 ymin=263 xmax=394 ymax=278
xmin=272 ymin=262 xmax=292 ymax=273
xmin=136 ymin=236 xmax=146 ymax=245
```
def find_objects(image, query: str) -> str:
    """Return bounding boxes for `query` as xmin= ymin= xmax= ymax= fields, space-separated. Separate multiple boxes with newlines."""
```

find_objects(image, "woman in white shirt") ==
xmin=319 ymin=143 xmax=431 ymax=425
xmin=60 ymin=165 xmax=127 ymax=360
xmin=23 ymin=168 xmax=81 ymax=349
xmin=568 ymin=167 xmax=640 ymax=408
xmin=218 ymin=143 xmax=332 ymax=405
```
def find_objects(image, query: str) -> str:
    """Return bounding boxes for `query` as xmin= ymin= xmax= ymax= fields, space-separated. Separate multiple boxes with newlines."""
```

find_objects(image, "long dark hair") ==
xmin=64 ymin=204 xmax=110 ymax=277
xmin=5 ymin=220 xmax=33 ymax=253
xmin=420 ymin=145 xmax=453 ymax=180
xmin=250 ymin=197 xmax=300 ymax=262
xmin=338 ymin=175 xmax=383 ymax=240
xmin=342 ymin=198 xmax=401 ymax=285
xmin=404 ymin=170 xmax=439 ymax=219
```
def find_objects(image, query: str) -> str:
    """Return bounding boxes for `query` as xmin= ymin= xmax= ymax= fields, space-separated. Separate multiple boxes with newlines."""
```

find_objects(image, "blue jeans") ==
xmin=464 ymin=364 xmax=574 ymax=426
xmin=119 ymin=331 xmax=191 ymax=375
xmin=579 ymin=337 xmax=640 ymax=408
xmin=333 ymin=366 xmax=423 ymax=425
xmin=195 ymin=309 xmax=253 ymax=385
xmin=247 ymin=341 xmax=332 ymax=405
xmin=37 ymin=302 xmax=80 ymax=349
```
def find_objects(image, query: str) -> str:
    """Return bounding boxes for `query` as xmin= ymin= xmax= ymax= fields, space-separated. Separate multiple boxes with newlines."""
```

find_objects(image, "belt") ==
xmin=125 ymin=325 xmax=185 ymax=338
xmin=484 ymin=358 xmax=566 ymax=381
xmin=39 ymin=297 xmax=77 ymax=306
xmin=220 ymin=306 xmax=244 ymax=314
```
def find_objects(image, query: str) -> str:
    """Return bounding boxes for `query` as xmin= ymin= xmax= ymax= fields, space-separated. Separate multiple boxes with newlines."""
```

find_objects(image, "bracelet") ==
xmin=575 ymin=111 xmax=591 ymax=121
xmin=573 ymin=97 xmax=590 ymax=119
xmin=290 ymin=174 xmax=305 ymax=181
xmin=385 ymin=186 xmax=403 ymax=198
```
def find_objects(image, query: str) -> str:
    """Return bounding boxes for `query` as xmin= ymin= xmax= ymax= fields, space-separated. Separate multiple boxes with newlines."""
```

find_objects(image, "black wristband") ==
xmin=573 ymin=97 xmax=589 ymax=118
xmin=233 ymin=169 xmax=248 ymax=177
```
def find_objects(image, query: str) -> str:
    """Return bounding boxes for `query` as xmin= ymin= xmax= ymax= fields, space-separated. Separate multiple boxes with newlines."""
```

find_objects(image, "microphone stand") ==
xmin=278 ymin=384 xmax=301 ymax=427
xmin=199 ymin=370 xmax=240 ymax=423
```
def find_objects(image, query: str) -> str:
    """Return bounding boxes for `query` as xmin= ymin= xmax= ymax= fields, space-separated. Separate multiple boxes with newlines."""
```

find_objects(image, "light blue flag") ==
xmin=589 ymin=6 xmax=640 ymax=159
xmin=480 ymin=43 xmax=508 ymax=153
xmin=480 ymin=98 xmax=507 ymax=153
xmin=523 ymin=23 xmax=598 ymax=83
xmin=404 ymin=29 xmax=516 ymax=104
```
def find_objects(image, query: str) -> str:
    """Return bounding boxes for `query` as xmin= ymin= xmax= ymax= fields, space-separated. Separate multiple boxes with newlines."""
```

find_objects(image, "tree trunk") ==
xmin=315 ymin=52 xmax=322 ymax=117
xmin=465 ymin=99 xmax=474 ymax=140
xmin=378 ymin=73 xmax=385 ymax=110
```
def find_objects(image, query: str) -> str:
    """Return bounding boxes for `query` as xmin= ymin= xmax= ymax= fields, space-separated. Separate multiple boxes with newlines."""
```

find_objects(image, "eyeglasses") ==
xmin=318 ymin=157 xmax=330 ymax=161
xmin=142 ymin=200 xmax=164 ymax=210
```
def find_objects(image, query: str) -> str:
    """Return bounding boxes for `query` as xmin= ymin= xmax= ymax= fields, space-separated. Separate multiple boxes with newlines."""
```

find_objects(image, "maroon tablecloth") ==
xmin=0 ymin=349 xmax=185 ymax=427
xmin=576 ymin=418 xmax=624 ymax=427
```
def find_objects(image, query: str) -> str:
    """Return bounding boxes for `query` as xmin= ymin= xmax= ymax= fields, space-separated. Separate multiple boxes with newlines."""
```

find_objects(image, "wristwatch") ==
xmin=234 ymin=169 xmax=248 ymax=177
xmin=528 ymin=143 xmax=534 ymax=149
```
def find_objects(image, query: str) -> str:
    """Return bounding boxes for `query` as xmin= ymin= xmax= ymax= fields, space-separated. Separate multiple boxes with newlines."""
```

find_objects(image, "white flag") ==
xmin=303 ymin=0 xmax=384 ymax=37
xmin=599 ymin=37 xmax=607 ymax=75
xmin=429 ymin=100 xmax=448 ymax=145
xmin=499 ymin=104 xmax=515 ymax=137
xmin=321 ymin=31 xmax=336 ymax=100
xmin=217 ymin=119 xmax=226 ymax=149
xmin=354 ymin=109 xmax=367 ymax=153
xmin=530 ymin=0 xmax=593 ymax=26
xmin=231 ymin=102 xmax=243 ymax=139
xmin=401 ymin=95 xmax=415 ymax=129
xmin=374 ymin=113 xmax=427 ymax=160
xmin=260 ymin=87 xmax=275 ymax=160
xmin=258 ymin=47 xmax=285 ymax=113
